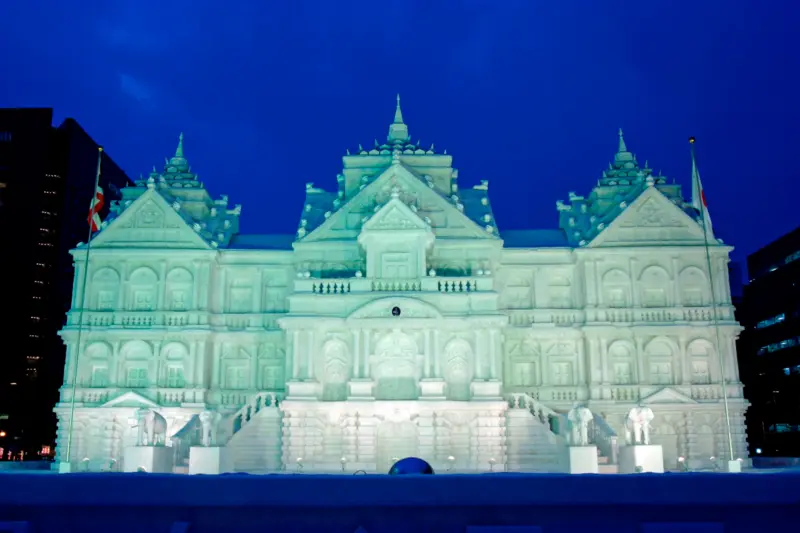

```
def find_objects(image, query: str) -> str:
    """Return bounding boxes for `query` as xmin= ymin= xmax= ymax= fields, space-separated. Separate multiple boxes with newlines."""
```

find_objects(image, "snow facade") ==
xmin=53 ymin=100 xmax=749 ymax=473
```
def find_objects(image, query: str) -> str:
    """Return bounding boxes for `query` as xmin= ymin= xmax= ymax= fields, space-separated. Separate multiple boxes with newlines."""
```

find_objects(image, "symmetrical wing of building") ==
xmin=54 ymin=98 xmax=749 ymax=473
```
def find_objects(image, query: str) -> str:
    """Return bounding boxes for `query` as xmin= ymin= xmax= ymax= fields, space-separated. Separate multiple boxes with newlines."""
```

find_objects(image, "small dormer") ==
xmin=358 ymin=187 xmax=434 ymax=279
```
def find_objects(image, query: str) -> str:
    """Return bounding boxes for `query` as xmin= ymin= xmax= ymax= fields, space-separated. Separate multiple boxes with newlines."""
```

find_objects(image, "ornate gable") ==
xmin=589 ymin=186 xmax=707 ymax=247
xmin=89 ymin=188 xmax=212 ymax=250
xmin=641 ymin=387 xmax=698 ymax=405
xmin=301 ymin=163 xmax=495 ymax=243
xmin=101 ymin=391 xmax=160 ymax=409
xmin=362 ymin=193 xmax=429 ymax=232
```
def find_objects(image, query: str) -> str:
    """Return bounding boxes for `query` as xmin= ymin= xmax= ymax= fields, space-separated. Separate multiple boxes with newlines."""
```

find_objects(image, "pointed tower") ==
xmin=387 ymin=94 xmax=410 ymax=144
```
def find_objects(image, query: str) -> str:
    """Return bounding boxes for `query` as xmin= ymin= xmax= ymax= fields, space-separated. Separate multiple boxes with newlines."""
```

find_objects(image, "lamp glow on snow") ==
xmin=388 ymin=457 xmax=435 ymax=475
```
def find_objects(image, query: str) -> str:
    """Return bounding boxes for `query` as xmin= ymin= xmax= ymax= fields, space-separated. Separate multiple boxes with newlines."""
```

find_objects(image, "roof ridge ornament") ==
xmin=175 ymin=132 xmax=185 ymax=158
xmin=387 ymin=94 xmax=410 ymax=144
xmin=618 ymin=128 xmax=628 ymax=153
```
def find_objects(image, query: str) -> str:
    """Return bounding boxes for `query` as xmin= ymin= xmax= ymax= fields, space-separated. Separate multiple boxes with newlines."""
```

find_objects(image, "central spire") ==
xmin=617 ymin=128 xmax=627 ymax=153
xmin=387 ymin=94 xmax=410 ymax=144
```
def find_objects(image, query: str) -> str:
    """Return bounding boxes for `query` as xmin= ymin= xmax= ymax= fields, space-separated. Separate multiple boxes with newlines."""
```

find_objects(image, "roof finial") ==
xmin=387 ymin=94 xmax=410 ymax=144
xmin=618 ymin=128 xmax=628 ymax=153
xmin=394 ymin=93 xmax=404 ymax=124
xmin=175 ymin=132 xmax=185 ymax=158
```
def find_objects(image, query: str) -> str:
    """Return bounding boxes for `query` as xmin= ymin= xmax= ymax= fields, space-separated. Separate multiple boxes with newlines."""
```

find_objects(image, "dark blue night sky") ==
xmin=2 ymin=1 xmax=798 ymax=269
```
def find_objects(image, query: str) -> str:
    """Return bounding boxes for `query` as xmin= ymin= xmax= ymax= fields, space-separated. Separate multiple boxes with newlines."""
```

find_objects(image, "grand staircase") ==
xmin=223 ymin=392 xmax=283 ymax=473
xmin=506 ymin=393 xmax=619 ymax=474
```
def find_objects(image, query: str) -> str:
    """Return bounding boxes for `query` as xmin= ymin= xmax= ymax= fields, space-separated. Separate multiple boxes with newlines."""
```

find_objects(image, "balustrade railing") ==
xmin=67 ymin=310 xmax=208 ymax=328
xmin=590 ymin=413 xmax=619 ymax=464
xmin=506 ymin=305 xmax=735 ymax=327
xmin=294 ymin=275 xmax=493 ymax=294
xmin=228 ymin=391 xmax=281 ymax=437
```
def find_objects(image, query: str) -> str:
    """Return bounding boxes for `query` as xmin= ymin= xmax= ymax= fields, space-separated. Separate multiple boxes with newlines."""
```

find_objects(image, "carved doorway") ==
xmin=376 ymin=421 xmax=419 ymax=473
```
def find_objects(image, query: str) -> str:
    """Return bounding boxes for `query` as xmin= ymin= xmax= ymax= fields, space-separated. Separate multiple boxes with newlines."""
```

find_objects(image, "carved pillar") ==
xmin=110 ymin=341 xmax=121 ymax=386
xmin=433 ymin=330 xmax=441 ymax=377
xmin=599 ymin=338 xmax=609 ymax=384
xmin=679 ymin=336 xmax=690 ymax=385
xmin=728 ymin=335 xmax=740 ymax=382
xmin=364 ymin=329 xmax=372 ymax=377
xmin=292 ymin=330 xmax=300 ymax=379
xmin=250 ymin=344 xmax=259 ymax=389
xmin=584 ymin=260 xmax=596 ymax=307
xmin=629 ymin=257 xmax=639 ymax=307
xmin=635 ymin=337 xmax=646 ymax=385
xmin=353 ymin=329 xmax=361 ymax=379
xmin=474 ymin=329 xmax=484 ymax=379
xmin=152 ymin=341 xmax=162 ymax=388
xmin=577 ymin=336 xmax=587 ymax=386
xmin=195 ymin=340 xmax=206 ymax=387
xmin=671 ymin=257 xmax=681 ymax=306
xmin=211 ymin=342 xmax=222 ymax=388
xmin=424 ymin=329 xmax=431 ymax=379
xmin=489 ymin=329 xmax=499 ymax=380
xmin=157 ymin=260 xmax=167 ymax=310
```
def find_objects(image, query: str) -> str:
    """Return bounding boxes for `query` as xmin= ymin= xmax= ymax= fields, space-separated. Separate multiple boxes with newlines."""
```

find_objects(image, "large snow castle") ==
xmin=54 ymin=98 xmax=749 ymax=473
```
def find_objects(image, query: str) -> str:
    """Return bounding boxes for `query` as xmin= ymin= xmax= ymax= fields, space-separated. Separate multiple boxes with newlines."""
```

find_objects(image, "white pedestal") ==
xmin=419 ymin=378 xmax=446 ymax=399
xmin=568 ymin=445 xmax=599 ymax=474
xmin=123 ymin=446 xmax=174 ymax=473
xmin=725 ymin=459 xmax=742 ymax=473
xmin=347 ymin=379 xmax=375 ymax=399
xmin=286 ymin=380 xmax=319 ymax=399
xmin=189 ymin=446 xmax=233 ymax=475
xmin=470 ymin=380 xmax=503 ymax=399
xmin=619 ymin=445 xmax=664 ymax=474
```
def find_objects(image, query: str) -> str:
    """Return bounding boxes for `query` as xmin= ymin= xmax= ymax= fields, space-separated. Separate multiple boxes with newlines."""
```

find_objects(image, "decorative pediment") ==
xmin=347 ymin=297 xmax=443 ymax=320
xmin=301 ymin=164 xmax=495 ymax=243
xmin=361 ymin=195 xmax=429 ymax=232
xmin=589 ymin=187 xmax=707 ymax=247
xmin=89 ymin=188 xmax=211 ymax=250
xmin=100 ymin=391 xmax=160 ymax=409
xmin=640 ymin=387 xmax=698 ymax=405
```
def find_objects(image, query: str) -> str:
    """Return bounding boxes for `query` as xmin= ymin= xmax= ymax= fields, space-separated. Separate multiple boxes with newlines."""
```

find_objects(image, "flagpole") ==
xmin=689 ymin=137 xmax=736 ymax=464
xmin=59 ymin=146 xmax=103 ymax=473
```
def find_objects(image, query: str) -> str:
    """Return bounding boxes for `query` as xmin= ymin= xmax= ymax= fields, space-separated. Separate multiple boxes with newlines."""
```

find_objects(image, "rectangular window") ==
xmin=91 ymin=366 xmax=109 ymax=388
xmin=166 ymin=366 xmax=185 ymax=388
xmin=226 ymin=366 xmax=247 ymax=389
xmin=126 ymin=367 xmax=148 ymax=388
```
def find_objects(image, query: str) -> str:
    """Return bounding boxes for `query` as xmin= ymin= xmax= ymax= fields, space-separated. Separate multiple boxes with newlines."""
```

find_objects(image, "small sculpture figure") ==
xmin=625 ymin=404 xmax=655 ymax=445
xmin=135 ymin=408 xmax=167 ymax=446
xmin=567 ymin=403 xmax=594 ymax=446
xmin=198 ymin=409 xmax=223 ymax=447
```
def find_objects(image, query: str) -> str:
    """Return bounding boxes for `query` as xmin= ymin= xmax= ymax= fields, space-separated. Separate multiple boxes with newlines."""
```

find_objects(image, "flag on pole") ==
xmin=87 ymin=148 xmax=104 ymax=232
xmin=689 ymin=137 xmax=714 ymax=240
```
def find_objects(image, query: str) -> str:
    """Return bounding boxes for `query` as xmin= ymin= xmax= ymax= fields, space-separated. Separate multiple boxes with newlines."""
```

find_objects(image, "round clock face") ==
xmin=391 ymin=306 xmax=401 ymax=317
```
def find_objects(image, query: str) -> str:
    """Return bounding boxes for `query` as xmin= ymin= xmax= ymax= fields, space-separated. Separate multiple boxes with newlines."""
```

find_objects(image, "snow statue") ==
xmin=198 ymin=409 xmax=223 ymax=447
xmin=625 ymin=404 xmax=655 ymax=445
xmin=135 ymin=408 xmax=168 ymax=446
xmin=567 ymin=403 xmax=594 ymax=446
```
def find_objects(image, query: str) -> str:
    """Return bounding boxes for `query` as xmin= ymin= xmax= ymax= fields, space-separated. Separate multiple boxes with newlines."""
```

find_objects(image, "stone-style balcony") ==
xmin=58 ymin=387 xmax=206 ymax=406
xmin=506 ymin=305 xmax=736 ymax=328
xmin=66 ymin=310 xmax=209 ymax=328
xmin=293 ymin=276 xmax=494 ymax=295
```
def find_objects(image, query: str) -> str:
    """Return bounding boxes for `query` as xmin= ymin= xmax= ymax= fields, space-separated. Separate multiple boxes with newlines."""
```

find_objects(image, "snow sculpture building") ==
xmin=54 ymin=98 xmax=749 ymax=473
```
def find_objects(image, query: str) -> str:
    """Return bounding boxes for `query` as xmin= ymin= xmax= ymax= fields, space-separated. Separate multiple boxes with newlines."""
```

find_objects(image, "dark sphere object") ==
xmin=391 ymin=306 xmax=401 ymax=316
xmin=388 ymin=457 xmax=435 ymax=475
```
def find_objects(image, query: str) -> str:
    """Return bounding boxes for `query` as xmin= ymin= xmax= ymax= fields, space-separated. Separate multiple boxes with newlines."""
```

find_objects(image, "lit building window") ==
xmin=37 ymin=242 xmax=54 ymax=247
xmin=758 ymin=336 xmax=800 ymax=355
xmin=41 ymin=210 xmax=53 ymax=216
xmin=33 ymin=280 xmax=44 ymax=285
xmin=756 ymin=313 xmax=785 ymax=329
xmin=30 ymin=316 xmax=41 ymax=322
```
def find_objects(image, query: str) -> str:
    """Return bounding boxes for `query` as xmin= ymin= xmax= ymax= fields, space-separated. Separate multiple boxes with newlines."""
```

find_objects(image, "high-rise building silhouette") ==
xmin=0 ymin=108 xmax=132 ymax=456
